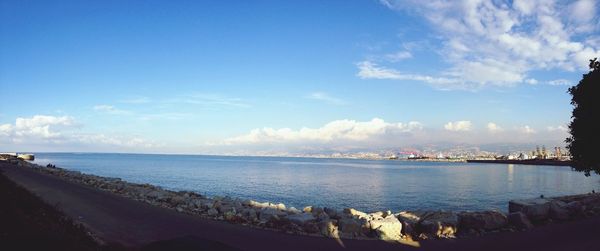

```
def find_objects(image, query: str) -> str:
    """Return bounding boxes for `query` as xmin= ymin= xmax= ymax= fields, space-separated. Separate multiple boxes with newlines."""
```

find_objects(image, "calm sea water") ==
xmin=33 ymin=153 xmax=600 ymax=212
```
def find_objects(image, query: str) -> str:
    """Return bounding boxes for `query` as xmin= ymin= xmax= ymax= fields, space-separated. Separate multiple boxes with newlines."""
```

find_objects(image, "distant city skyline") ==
xmin=1 ymin=0 xmax=598 ymax=154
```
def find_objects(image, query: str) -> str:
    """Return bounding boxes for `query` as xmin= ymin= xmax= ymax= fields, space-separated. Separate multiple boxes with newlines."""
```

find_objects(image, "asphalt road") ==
xmin=2 ymin=162 xmax=599 ymax=251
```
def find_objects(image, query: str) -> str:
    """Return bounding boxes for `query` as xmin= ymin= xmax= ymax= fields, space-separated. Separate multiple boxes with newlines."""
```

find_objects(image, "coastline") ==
xmin=3 ymin=156 xmax=600 ymax=247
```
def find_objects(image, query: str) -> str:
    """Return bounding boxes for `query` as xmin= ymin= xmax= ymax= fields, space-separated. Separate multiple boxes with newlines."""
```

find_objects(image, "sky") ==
xmin=1 ymin=0 xmax=598 ymax=155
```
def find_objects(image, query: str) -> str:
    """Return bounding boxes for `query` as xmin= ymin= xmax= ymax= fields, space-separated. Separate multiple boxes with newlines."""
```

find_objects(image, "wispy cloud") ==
xmin=93 ymin=105 xmax=131 ymax=115
xmin=363 ymin=0 xmax=600 ymax=90
xmin=120 ymin=96 xmax=151 ymax=104
xmin=168 ymin=93 xmax=250 ymax=108
xmin=385 ymin=50 xmax=412 ymax=62
xmin=306 ymin=92 xmax=346 ymax=105
xmin=356 ymin=61 xmax=464 ymax=90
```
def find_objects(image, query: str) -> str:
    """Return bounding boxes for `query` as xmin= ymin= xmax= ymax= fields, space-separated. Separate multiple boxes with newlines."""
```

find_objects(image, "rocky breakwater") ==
xmin=7 ymin=159 xmax=600 ymax=244
xmin=508 ymin=193 xmax=600 ymax=229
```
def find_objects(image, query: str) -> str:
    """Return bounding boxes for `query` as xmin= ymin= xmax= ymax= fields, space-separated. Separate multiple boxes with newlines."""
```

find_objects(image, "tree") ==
xmin=566 ymin=58 xmax=600 ymax=176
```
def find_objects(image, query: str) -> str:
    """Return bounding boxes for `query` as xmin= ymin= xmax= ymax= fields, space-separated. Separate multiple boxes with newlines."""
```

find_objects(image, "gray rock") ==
xmin=459 ymin=211 xmax=508 ymax=231
xmin=509 ymin=198 xmax=550 ymax=221
xmin=549 ymin=200 xmax=570 ymax=220
xmin=566 ymin=201 xmax=584 ymax=216
xmin=343 ymin=208 xmax=368 ymax=220
xmin=259 ymin=208 xmax=287 ymax=222
xmin=369 ymin=215 xmax=403 ymax=241
xmin=207 ymin=208 xmax=219 ymax=217
xmin=287 ymin=207 xmax=302 ymax=214
xmin=285 ymin=213 xmax=315 ymax=225
xmin=508 ymin=212 xmax=533 ymax=230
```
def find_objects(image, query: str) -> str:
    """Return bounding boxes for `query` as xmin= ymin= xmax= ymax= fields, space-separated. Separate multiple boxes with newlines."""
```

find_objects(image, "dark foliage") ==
xmin=566 ymin=58 xmax=600 ymax=176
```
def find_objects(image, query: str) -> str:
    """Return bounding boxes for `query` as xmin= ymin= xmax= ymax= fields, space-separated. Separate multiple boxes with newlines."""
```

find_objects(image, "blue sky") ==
xmin=1 ymin=0 xmax=598 ymax=154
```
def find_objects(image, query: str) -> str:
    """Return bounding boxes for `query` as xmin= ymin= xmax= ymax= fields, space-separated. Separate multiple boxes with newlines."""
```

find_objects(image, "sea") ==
xmin=33 ymin=152 xmax=600 ymax=213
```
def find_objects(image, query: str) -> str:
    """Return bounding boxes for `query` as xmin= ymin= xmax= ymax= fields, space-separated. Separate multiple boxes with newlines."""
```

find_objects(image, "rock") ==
xmin=338 ymin=218 xmax=362 ymax=234
xmin=509 ymin=198 xmax=550 ymax=221
xmin=324 ymin=207 xmax=338 ymax=218
xmin=418 ymin=211 xmax=458 ymax=238
xmin=207 ymin=208 xmax=219 ymax=217
xmin=549 ymin=200 xmax=570 ymax=220
xmin=566 ymin=201 xmax=584 ymax=216
xmin=242 ymin=208 xmax=258 ymax=222
xmin=275 ymin=203 xmax=286 ymax=210
xmin=459 ymin=211 xmax=508 ymax=231
xmin=288 ymin=207 xmax=301 ymax=214
xmin=319 ymin=220 xmax=339 ymax=238
xmin=285 ymin=213 xmax=315 ymax=225
xmin=508 ymin=212 xmax=533 ymax=230
xmin=303 ymin=206 xmax=313 ymax=213
xmin=146 ymin=190 xmax=167 ymax=200
xmin=343 ymin=208 xmax=368 ymax=220
xmin=223 ymin=210 xmax=237 ymax=221
xmin=369 ymin=211 xmax=386 ymax=220
xmin=259 ymin=208 xmax=287 ymax=222
xmin=311 ymin=207 xmax=324 ymax=216
xmin=303 ymin=222 xmax=320 ymax=233
xmin=169 ymin=196 xmax=186 ymax=207
xmin=396 ymin=211 xmax=427 ymax=236
xmin=369 ymin=215 xmax=403 ymax=241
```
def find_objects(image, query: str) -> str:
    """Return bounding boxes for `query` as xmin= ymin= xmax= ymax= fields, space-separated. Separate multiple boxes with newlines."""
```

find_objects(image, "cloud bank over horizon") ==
xmin=0 ymin=115 xmax=569 ymax=155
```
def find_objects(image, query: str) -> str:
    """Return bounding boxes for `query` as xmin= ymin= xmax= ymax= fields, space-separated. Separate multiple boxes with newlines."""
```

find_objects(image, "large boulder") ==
xmin=566 ymin=201 xmax=584 ymax=216
xmin=338 ymin=217 xmax=362 ymax=234
xmin=459 ymin=211 xmax=507 ymax=231
xmin=396 ymin=211 xmax=427 ymax=236
xmin=343 ymin=208 xmax=368 ymax=220
xmin=418 ymin=211 xmax=459 ymax=238
xmin=509 ymin=198 xmax=550 ymax=221
xmin=369 ymin=215 xmax=403 ymax=241
xmin=285 ymin=213 xmax=315 ymax=226
xmin=508 ymin=212 xmax=533 ymax=230
xmin=549 ymin=200 xmax=570 ymax=220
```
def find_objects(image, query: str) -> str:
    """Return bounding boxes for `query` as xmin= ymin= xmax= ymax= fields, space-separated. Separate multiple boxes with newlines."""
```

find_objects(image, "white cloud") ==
xmin=547 ymin=125 xmax=568 ymax=132
xmin=356 ymin=61 xmax=462 ymax=89
xmin=570 ymin=0 xmax=596 ymax=24
xmin=223 ymin=118 xmax=423 ymax=145
xmin=93 ymin=105 xmax=130 ymax=115
xmin=519 ymin=125 xmax=536 ymax=134
xmin=444 ymin=121 xmax=472 ymax=131
xmin=547 ymin=79 xmax=572 ymax=86
xmin=306 ymin=92 xmax=345 ymax=105
xmin=365 ymin=0 xmax=600 ymax=90
xmin=525 ymin=78 xmax=539 ymax=85
xmin=0 ymin=115 xmax=156 ymax=149
xmin=487 ymin=122 xmax=503 ymax=133
xmin=385 ymin=51 xmax=412 ymax=62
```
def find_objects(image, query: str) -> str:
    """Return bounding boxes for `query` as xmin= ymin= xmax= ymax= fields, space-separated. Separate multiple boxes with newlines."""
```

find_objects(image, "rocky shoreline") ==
xmin=5 ymin=157 xmax=600 ymax=244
